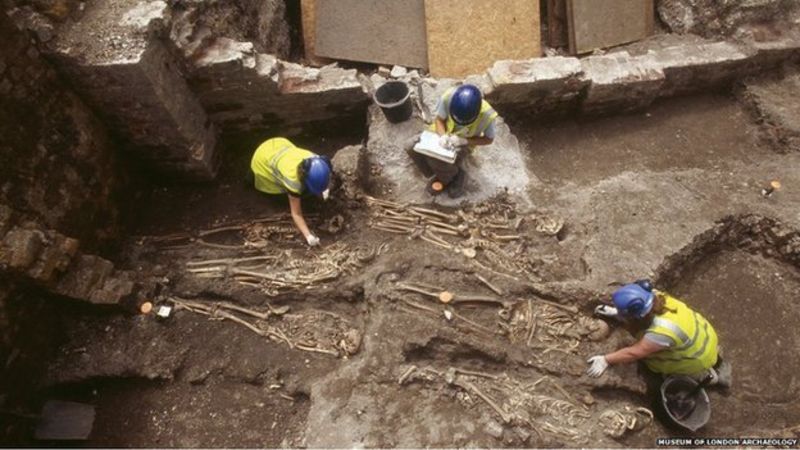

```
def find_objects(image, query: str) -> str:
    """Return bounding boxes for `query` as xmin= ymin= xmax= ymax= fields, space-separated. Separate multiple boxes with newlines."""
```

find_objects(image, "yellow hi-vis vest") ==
xmin=428 ymin=87 xmax=499 ymax=138
xmin=250 ymin=138 xmax=313 ymax=195
xmin=641 ymin=291 xmax=719 ymax=376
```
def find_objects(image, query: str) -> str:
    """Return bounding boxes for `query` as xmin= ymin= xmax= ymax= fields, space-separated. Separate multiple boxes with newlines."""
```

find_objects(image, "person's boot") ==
xmin=446 ymin=169 xmax=466 ymax=198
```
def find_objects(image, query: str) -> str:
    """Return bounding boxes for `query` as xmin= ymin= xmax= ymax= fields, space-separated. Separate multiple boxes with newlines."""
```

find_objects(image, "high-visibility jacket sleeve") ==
xmin=483 ymin=121 xmax=496 ymax=140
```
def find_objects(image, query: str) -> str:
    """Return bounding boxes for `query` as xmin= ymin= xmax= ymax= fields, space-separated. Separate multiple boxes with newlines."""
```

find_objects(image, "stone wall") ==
xmin=188 ymin=38 xmax=369 ymax=135
xmin=170 ymin=0 xmax=291 ymax=59
xmin=657 ymin=0 xmax=799 ymax=38
xmin=0 ymin=208 xmax=147 ymax=307
xmin=0 ymin=11 xmax=120 ymax=245
xmin=482 ymin=33 xmax=800 ymax=118
xmin=40 ymin=0 xmax=219 ymax=180
xmin=0 ymin=12 xmax=137 ymax=360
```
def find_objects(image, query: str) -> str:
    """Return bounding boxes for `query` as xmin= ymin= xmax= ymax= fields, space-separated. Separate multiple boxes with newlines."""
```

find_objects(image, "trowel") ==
xmin=0 ymin=400 xmax=95 ymax=440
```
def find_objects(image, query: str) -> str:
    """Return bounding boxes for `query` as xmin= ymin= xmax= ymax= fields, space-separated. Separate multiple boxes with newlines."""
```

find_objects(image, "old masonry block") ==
xmin=189 ymin=38 xmax=368 ymax=134
xmin=741 ymin=28 xmax=800 ymax=70
xmin=581 ymin=51 xmax=666 ymax=115
xmin=1 ymin=227 xmax=44 ymax=270
xmin=486 ymin=56 xmax=588 ymax=116
xmin=653 ymin=41 xmax=755 ymax=97
xmin=47 ymin=0 xmax=218 ymax=180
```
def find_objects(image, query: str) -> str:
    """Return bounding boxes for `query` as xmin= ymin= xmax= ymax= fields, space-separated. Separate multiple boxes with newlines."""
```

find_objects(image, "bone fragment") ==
xmin=455 ymin=379 xmax=512 ymax=423
xmin=398 ymin=365 xmax=418 ymax=385
xmin=476 ymin=274 xmax=504 ymax=295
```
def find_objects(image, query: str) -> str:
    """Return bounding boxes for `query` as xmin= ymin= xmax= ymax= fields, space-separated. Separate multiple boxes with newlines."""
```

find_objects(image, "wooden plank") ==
xmin=567 ymin=0 xmax=654 ymax=55
xmin=547 ymin=0 xmax=569 ymax=49
xmin=300 ymin=0 xmax=332 ymax=66
xmin=425 ymin=0 xmax=541 ymax=79
xmin=315 ymin=0 xmax=428 ymax=69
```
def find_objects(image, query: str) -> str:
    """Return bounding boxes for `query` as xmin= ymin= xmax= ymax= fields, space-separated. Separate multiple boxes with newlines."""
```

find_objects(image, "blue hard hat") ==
xmin=302 ymin=156 xmax=331 ymax=196
xmin=612 ymin=283 xmax=654 ymax=319
xmin=449 ymin=84 xmax=482 ymax=125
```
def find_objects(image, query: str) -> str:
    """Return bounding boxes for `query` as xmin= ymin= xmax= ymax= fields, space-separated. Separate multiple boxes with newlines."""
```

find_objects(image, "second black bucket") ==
xmin=374 ymin=80 xmax=413 ymax=123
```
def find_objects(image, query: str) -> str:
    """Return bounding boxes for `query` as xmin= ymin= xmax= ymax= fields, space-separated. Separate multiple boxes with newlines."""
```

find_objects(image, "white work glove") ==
xmin=594 ymin=304 xmax=619 ymax=318
xmin=438 ymin=134 xmax=454 ymax=149
xmin=305 ymin=234 xmax=320 ymax=247
xmin=586 ymin=355 xmax=609 ymax=377
xmin=322 ymin=188 xmax=330 ymax=201
xmin=448 ymin=135 xmax=468 ymax=147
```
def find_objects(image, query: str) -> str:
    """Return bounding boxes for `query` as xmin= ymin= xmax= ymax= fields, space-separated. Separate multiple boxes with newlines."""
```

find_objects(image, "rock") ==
xmin=588 ymin=319 xmax=611 ymax=341
xmin=169 ymin=0 xmax=290 ymax=58
xmin=2 ymin=227 xmax=43 ymax=270
xmin=513 ymin=426 xmax=531 ymax=443
xmin=26 ymin=234 xmax=78 ymax=282
xmin=390 ymin=65 xmax=408 ymax=78
xmin=657 ymin=0 xmax=795 ymax=37
xmin=340 ymin=328 xmax=362 ymax=355
xmin=653 ymin=41 xmax=754 ymax=97
xmin=484 ymin=419 xmax=504 ymax=439
xmin=580 ymin=51 xmax=665 ymax=114
xmin=366 ymin=78 xmax=538 ymax=206
xmin=486 ymin=56 xmax=586 ymax=116
xmin=331 ymin=145 xmax=365 ymax=200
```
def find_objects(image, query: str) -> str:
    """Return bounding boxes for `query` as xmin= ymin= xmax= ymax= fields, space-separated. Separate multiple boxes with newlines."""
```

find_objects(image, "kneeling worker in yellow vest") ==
xmin=407 ymin=84 xmax=499 ymax=198
xmin=586 ymin=280 xmax=731 ymax=388
xmin=250 ymin=137 xmax=332 ymax=247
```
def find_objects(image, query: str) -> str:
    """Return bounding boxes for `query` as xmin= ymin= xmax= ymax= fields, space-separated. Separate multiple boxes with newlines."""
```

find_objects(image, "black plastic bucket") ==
xmin=374 ymin=81 xmax=413 ymax=123
xmin=660 ymin=375 xmax=711 ymax=432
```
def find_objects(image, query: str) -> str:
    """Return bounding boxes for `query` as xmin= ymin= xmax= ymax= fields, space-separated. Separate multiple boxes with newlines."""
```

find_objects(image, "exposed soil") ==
xmin=519 ymin=94 xmax=766 ymax=187
xmin=5 ymin=92 xmax=800 ymax=447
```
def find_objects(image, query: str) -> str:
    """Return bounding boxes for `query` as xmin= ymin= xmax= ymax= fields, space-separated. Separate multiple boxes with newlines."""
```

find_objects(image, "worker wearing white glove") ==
xmin=594 ymin=304 xmax=619 ymax=318
xmin=249 ymin=138 xmax=333 ymax=248
xmin=305 ymin=234 xmax=320 ymax=247
xmin=586 ymin=356 xmax=609 ymax=377
xmin=438 ymin=134 xmax=454 ymax=150
xmin=447 ymin=134 xmax=469 ymax=148
xmin=585 ymin=281 xmax=724 ymax=385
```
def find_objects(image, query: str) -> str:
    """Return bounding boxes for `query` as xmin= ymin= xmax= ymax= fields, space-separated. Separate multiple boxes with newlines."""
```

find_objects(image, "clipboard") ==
xmin=412 ymin=130 xmax=457 ymax=164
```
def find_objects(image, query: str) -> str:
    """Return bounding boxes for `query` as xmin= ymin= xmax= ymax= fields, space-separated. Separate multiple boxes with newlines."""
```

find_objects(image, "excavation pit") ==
xmin=518 ymin=94 xmax=768 ymax=188
xmin=4 ymin=2 xmax=800 ymax=445
xmin=664 ymin=249 xmax=800 ymax=436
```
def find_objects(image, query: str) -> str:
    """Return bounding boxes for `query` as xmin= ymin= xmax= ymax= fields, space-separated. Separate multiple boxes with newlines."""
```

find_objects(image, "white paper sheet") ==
xmin=412 ymin=130 xmax=457 ymax=164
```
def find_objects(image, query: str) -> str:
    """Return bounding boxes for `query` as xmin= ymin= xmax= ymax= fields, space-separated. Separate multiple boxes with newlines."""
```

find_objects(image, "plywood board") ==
xmin=567 ymin=0 xmax=654 ymax=55
xmin=425 ymin=0 xmax=541 ymax=79
xmin=315 ymin=0 xmax=428 ymax=69
xmin=300 ymin=0 xmax=331 ymax=66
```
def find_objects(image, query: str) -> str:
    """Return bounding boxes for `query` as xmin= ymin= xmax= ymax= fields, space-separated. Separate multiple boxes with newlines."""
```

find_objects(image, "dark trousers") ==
xmin=405 ymin=139 xmax=465 ymax=185
xmin=426 ymin=154 xmax=463 ymax=184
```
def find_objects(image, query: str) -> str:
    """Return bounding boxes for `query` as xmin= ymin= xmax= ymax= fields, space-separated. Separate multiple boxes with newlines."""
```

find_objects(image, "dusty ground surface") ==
xmin=4 ymin=87 xmax=800 ymax=447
